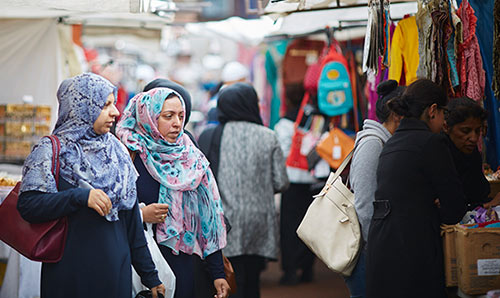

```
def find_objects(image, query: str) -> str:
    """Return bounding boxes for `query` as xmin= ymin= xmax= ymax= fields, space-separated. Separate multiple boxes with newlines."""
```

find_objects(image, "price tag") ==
xmin=301 ymin=133 xmax=317 ymax=156
xmin=478 ymin=259 xmax=500 ymax=276
xmin=333 ymin=145 xmax=342 ymax=160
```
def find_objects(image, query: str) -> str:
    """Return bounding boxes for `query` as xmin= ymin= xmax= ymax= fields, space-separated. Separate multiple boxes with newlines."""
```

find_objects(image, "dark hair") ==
xmin=387 ymin=78 xmax=448 ymax=118
xmin=376 ymin=80 xmax=405 ymax=122
xmin=445 ymin=97 xmax=488 ymax=128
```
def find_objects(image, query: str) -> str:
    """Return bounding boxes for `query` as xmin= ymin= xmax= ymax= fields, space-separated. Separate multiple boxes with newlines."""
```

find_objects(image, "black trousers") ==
xmin=228 ymin=255 xmax=266 ymax=298
xmin=280 ymin=183 xmax=315 ymax=274
xmin=159 ymin=246 xmax=195 ymax=298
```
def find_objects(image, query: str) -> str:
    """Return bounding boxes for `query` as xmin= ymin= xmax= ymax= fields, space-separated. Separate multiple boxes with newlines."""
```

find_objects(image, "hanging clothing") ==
xmin=363 ymin=0 xmax=381 ymax=76
xmin=457 ymin=0 xmax=486 ymax=101
xmin=456 ymin=0 xmax=499 ymax=169
xmin=431 ymin=0 xmax=452 ymax=90
xmin=388 ymin=16 xmax=420 ymax=85
xmin=265 ymin=40 xmax=289 ymax=129
xmin=448 ymin=9 xmax=462 ymax=89
xmin=416 ymin=0 xmax=434 ymax=80
xmin=116 ymin=88 xmax=227 ymax=259
xmin=493 ymin=0 xmax=500 ymax=98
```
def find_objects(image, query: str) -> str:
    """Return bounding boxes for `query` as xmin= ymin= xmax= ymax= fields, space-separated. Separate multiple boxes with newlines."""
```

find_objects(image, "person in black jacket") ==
xmin=444 ymin=97 xmax=500 ymax=210
xmin=366 ymin=79 xmax=467 ymax=298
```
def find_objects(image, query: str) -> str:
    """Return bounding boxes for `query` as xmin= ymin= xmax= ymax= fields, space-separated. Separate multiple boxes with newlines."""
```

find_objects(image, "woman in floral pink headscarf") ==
xmin=116 ymin=87 xmax=229 ymax=298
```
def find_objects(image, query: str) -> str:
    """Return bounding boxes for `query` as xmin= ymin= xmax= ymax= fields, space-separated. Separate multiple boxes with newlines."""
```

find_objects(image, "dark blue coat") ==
xmin=18 ymin=178 xmax=161 ymax=298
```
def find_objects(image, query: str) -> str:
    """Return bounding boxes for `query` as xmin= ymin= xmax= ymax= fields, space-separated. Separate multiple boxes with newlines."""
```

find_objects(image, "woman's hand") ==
xmin=484 ymin=192 xmax=500 ymax=209
xmin=213 ymin=278 xmax=230 ymax=298
xmin=87 ymin=189 xmax=112 ymax=216
xmin=141 ymin=203 xmax=169 ymax=223
xmin=151 ymin=283 xmax=166 ymax=298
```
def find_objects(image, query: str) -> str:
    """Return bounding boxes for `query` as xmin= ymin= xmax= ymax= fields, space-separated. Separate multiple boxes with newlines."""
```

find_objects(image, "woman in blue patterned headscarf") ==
xmin=18 ymin=73 xmax=165 ymax=298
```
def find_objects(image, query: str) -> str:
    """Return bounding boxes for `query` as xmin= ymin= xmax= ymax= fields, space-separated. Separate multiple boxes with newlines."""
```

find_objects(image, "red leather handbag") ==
xmin=0 ymin=135 xmax=68 ymax=263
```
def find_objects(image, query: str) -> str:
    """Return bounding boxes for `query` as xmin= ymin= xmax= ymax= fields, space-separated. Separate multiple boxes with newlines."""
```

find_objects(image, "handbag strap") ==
xmin=313 ymin=148 xmax=354 ymax=199
xmin=331 ymin=149 xmax=354 ymax=183
xmin=294 ymin=92 xmax=311 ymax=130
xmin=46 ymin=135 xmax=61 ymax=188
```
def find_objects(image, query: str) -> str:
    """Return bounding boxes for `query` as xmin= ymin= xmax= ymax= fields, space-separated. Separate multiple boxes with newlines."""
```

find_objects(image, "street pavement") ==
xmin=261 ymin=259 xmax=350 ymax=298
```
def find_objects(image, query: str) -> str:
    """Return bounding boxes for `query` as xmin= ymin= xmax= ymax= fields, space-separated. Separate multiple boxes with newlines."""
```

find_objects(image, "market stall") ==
xmin=260 ymin=0 xmax=500 ymax=297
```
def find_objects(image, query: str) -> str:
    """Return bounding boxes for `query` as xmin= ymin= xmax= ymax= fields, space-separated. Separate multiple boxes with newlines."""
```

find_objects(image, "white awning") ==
xmin=185 ymin=16 xmax=280 ymax=46
xmin=267 ymin=1 xmax=418 ymax=38
xmin=0 ymin=0 xmax=143 ymax=15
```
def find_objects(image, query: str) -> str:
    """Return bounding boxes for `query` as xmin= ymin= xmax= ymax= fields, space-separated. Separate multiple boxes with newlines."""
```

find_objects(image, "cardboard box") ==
xmin=490 ymin=180 xmax=500 ymax=197
xmin=455 ymin=224 xmax=500 ymax=295
xmin=442 ymin=224 xmax=458 ymax=287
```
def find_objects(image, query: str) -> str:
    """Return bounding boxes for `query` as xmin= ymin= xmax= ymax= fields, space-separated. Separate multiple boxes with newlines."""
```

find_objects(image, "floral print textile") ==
xmin=116 ymin=88 xmax=226 ymax=258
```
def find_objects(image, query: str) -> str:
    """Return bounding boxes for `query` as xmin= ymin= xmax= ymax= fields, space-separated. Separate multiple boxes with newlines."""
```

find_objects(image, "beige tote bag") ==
xmin=296 ymin=150 xmax=361 ymax=276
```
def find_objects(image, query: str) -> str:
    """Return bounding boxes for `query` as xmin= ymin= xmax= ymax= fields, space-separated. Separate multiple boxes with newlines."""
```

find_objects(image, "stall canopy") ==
xmin=185 ymin=16 xmax=280 ymax=46
xmin=267 ymin=1 xmax=417 ymax=39
xmin=264 ymin=0 xmax=416 ymax=16
xmin=0 ymin=0 xmax=146 ymax=14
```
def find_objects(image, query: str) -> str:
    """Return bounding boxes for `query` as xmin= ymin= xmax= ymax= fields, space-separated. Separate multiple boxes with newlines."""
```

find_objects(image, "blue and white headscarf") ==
xmin=20 ymin=73 xmax=138 ymax=221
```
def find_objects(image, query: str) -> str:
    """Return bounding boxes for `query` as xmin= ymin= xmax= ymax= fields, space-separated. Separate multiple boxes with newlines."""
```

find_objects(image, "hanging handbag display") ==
xmin=285 ymin=93 xmax=313 ymax=171
xmin=315 ymin=126 xmax=355 ymax=170
xmin=0 ymin=135 xmax=68 ymax=263
xmin=296 ymin=150 xmax=361 ymax=276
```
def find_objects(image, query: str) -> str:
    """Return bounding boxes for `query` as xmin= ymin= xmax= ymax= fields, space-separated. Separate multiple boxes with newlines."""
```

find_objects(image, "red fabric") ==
xmin=116 ymin=85 xmax=129 ymax=121
xmin=457 ymin=0 xmax=485 ymax=101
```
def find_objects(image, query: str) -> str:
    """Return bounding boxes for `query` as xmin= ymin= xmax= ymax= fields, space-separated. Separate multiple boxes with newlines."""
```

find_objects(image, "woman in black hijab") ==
xmin=198 ymin=83 xmax=263 ymax=179
xmin=199 ymin=83 xmax=289 ymax=298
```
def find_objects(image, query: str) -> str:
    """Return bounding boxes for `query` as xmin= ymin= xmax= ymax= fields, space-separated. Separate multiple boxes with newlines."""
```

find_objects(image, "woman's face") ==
xmin=446 ymin=117 xmax=482 ymax=154
xmin=158 ymin=96 xmax=184 ymax=143
xmin=93 ymin=93 xmax=119 ymax=135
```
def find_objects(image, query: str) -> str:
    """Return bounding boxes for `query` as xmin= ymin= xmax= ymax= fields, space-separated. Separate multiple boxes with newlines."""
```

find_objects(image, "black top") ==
xmin=18 ymin=177 xmax=161 ymax=298
xmin=444 ymin=133 xmax=491 ymax=210
xmin=366 ymin=118 xmax=466 ymax=298
xmin=134 ymin=156 xmax=225 ymax=280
